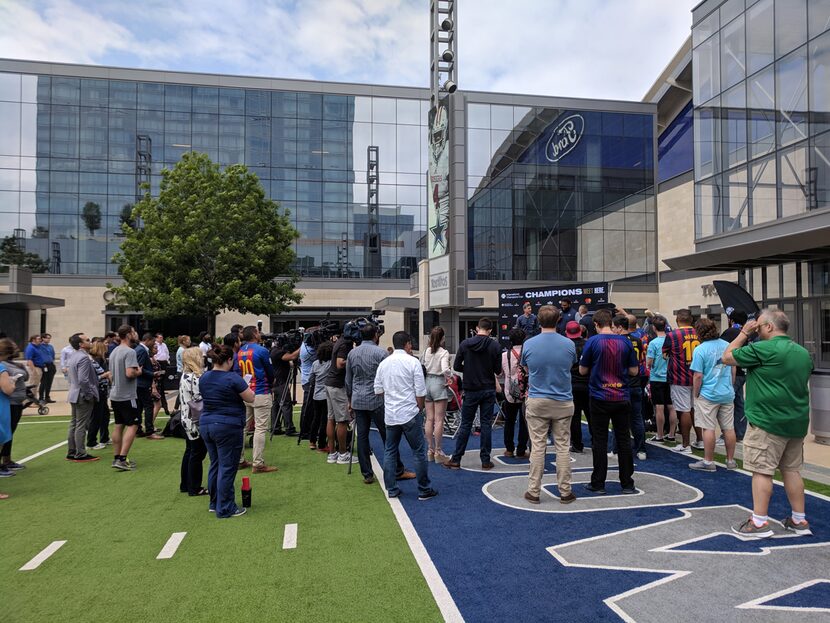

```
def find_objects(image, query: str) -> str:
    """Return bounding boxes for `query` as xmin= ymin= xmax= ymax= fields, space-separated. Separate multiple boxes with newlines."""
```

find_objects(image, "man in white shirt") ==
xmin=154 ymin=333 xmax=171 ymax=415
xmin=374 ymin=331 xmax=438 ymax=501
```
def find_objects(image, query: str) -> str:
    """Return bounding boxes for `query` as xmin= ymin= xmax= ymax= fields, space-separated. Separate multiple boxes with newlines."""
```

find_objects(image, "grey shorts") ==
xmin=670 ymin=385 xmax=693 ymax=413
xmin=325 ymin=386 xmax=350 ymax=422
xmin=425 ymin=375 xmax=448 ymax=402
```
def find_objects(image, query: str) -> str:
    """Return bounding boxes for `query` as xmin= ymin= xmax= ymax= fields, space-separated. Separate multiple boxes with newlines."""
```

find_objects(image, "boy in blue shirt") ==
xmin=689 ymin=318 xmax=736 ymax=472
xmin=646 ymin=316 xmax=677 ymax=442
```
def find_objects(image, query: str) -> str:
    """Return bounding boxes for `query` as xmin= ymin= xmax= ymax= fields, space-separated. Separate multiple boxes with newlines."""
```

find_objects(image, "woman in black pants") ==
xmin=179 ymin=346 xmax=208 ymax=496
xmin=499 ymin=328 xmax=528 ymax=458
xmin=309 ymin=341 xmax=332 ymax=452
xmin=87 ymin=340 xmax=112 ymax=449
xmin=0 ymin=339 xmax=27 ymax=473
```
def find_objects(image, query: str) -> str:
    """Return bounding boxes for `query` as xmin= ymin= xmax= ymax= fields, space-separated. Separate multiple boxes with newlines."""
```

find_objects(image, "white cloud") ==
xmin=0 ymin=0 xmax=696 ymax=101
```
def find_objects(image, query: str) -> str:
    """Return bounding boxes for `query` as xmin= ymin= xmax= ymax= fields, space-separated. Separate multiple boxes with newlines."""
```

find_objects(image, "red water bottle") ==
xmin=241 ymin=476 xmax=252 ymax=508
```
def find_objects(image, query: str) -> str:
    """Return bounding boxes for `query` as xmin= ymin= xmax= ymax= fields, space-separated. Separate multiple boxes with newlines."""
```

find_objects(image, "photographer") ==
xmin=298 ymin=335 xmax=317 ymax=440
xmin=270 ymin=337 xmax=300 ymax=436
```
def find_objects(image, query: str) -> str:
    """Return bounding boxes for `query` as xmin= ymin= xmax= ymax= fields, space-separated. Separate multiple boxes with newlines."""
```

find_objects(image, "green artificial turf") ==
xmin=1 ymin=415 xmax=443 ymax=623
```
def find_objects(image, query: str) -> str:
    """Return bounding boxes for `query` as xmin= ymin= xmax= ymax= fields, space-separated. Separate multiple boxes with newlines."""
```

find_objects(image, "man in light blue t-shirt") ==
xmin=646 ymin=316 xmax=676 ymax=442
xmin=689 ymin=318 xmax=736 ymax=473
xmin=519 ymin=305 xmax=578 ymax=505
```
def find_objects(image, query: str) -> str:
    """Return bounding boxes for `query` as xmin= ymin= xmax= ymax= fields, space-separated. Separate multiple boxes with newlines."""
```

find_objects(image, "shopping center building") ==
xmin=1 ymin=0 xmax=829 ymax=419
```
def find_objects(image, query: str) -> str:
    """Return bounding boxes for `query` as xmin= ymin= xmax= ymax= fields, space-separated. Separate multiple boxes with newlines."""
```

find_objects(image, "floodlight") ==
xmin=443 ymin=80 xmax=457 ymax=93
xmin=442 ymin=49 xmax=454 ymax=62
xmin=441 ymin=18 xmax=453 ymax=30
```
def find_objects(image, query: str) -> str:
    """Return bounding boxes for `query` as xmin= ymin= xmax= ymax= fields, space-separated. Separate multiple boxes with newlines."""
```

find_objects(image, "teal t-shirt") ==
xmin=647 ymin=336 xmax=668 ymax=382
xmin=690 ymin=339 xmax=734 ymax=403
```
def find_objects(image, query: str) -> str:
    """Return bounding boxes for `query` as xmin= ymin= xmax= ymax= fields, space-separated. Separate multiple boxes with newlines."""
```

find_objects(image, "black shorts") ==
xmin=111 ymin=399 xmax=141 ymax=426
xmin=649 ymin=381 xmax=672 ymax=406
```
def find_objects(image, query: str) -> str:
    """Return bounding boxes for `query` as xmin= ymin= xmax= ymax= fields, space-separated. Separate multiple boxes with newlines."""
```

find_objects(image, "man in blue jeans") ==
xmin=444 ymin=317 xmax=503 ymax=470
xmin=346 ymin=323 xmax=413 ymax=485
xmin=373 ymin=331 xmax=437 ymax=500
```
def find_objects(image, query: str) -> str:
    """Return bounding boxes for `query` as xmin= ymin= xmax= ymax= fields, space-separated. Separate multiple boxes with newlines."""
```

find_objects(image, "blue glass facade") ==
xmin=0 ymin=72 xmax=428 ymax=277
xmin=466 ymin=103 xmax=656 ymax=282
xmin=658 ymin=101 xmax=694 ymax=183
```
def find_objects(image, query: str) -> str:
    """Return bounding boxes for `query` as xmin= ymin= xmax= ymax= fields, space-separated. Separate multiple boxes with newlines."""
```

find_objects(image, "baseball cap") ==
xmin=565 ymin=321 xmax=582 ymax=339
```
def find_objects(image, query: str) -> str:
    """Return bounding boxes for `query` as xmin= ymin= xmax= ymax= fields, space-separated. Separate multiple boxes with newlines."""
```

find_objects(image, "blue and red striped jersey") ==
xmin=662 ymin=327 xmax=699 ymax=386
xmin=236 ymin=342 xmax=275 ymax=395
xmin=579 ymin=334 xmax=638 ymax=402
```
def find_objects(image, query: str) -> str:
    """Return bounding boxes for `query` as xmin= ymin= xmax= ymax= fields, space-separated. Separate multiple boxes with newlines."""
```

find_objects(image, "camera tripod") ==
xmin=270 ymin=362 xmax=298 ymax=441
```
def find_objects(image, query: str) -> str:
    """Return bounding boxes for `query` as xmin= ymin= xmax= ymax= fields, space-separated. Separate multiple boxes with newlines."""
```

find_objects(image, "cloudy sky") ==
xmin=0 ymin=0 xmax=697 ymax=101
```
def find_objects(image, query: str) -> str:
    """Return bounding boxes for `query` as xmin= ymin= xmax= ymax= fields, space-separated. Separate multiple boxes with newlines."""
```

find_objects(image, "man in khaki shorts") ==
xmin=688 ymin=318 xmax=737 ymax=472
xmin=722 ymin=309 xmax=814 ymax=538
xmin=519 ymin=306 xmax=577 ymax=504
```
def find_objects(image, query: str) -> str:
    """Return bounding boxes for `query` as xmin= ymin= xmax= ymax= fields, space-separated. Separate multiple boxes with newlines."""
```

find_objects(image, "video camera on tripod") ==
xmin=342 ymin=310 xmax=385 ymax=345
xmin=302 ymin=319 xmax=340 ymax=348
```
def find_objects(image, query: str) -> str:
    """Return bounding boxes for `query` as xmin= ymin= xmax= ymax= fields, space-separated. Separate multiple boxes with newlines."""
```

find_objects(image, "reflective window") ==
xmin=748 ymin=65 xmax=776 ymax=158
xmin=809 ymin=0 xmax=830 ymax=39
xmin=813 ymin=130 xmax=830 ymax=209
xmin=809 ymin=30 xmax=830 ymax=136
xmin=747 ymin=0 xmax=774 ymax=74
xmin=776 ymin=45 xmax=808 ymax=146
xmin=778 ymin=140 xmax=808 ymax=217
xmin=0 ymin=73 xmax=20 ymax=102
xmin=658 ymin=102 xmax=693 ymax=182
xmin=720 ymin=14 xmax=746 ymax=89
xmin=694 ymin=99 xmax=720 ymax=179
xmin=722 ymin=82 xmax=747 ymax=167
xmin=749 ymin=155 xmax=776 ymax=223
xmin=693 ymin=11 xmax=720 ymax=47
xmin=694 ymin=35 xmax=720 ymax=104
xmin=774 ymin=0 xmax=807 ymax=58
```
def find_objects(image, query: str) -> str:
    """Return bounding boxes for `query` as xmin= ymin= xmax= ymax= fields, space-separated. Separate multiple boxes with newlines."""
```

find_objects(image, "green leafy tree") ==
xmin=0 ymin=236 xmax=49 ymax=273
xmin=81 ymin=201 xmax=102 ymax=235
xmin=111 ymin=152 xmax=301 ymax=334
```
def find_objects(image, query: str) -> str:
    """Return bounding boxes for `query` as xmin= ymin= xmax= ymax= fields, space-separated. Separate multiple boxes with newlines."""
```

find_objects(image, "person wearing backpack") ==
xmin=179 ymin=346 xmax=208 ymax=497
xmin=498 ymin=328 xmax=528 ymax=458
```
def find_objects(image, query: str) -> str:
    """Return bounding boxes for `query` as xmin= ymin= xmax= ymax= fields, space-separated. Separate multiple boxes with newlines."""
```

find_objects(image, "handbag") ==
xmin=185 ymin=374 xmax=203 ymax=426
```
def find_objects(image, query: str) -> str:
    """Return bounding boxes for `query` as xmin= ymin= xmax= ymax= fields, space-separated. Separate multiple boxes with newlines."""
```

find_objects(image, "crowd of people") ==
xmin=0 ymin=303 xmax=817 ymax=537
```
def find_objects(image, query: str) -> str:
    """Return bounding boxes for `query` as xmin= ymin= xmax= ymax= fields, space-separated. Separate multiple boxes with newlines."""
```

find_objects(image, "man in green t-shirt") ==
xmin=722 ymin=309 xmax=813 ymax=538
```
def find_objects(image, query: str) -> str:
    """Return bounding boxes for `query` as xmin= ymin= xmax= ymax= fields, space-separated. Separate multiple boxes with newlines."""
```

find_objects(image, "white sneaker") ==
xmin=715 ymin=436 xmax=725 ymax=446
xmin=636 ymin=451 xmax=647 ymax=461
xmin=336 ymin=452 xmax=358 ymax=464
xmin=672 ymin=445 xmax=693 ymax=455
xmin=326 ymin=452 xmax=338 ymax=464
xmin=726 ymin=459 xmax=738 ymax=470
xmin=691 ymin=440 xmax=705 ymax=450
xmin=92 ymin=443 xmax=107 ymax=450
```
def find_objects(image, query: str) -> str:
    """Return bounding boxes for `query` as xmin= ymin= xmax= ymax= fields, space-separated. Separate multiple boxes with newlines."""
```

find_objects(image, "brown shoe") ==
xmin=396 ymin=470 xmax=416 ymax=480
xmin=252 ymin=465 xmax=278 ymax=474
xmin=443 ymin=460 xmax=461 ymax=470
xmin=502 ymin=450 xmax=515 ymax=458
xmin=481 ymin=462 xmax=494 ymax=470
xmin=238 ymin=460 xmax=252 ymax=469
xmin=363 ymin=476 xmax=375 ymax=485
xmin=524 ymin=491 xmax=540 ymax=504
xmin=560 ymin=493 xmax=577 ymax=504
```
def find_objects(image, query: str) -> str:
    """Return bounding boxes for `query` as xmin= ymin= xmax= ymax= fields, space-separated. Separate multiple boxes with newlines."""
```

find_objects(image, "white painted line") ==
xmin=156 ymin=532 xmax=187 ymax=560
xmin=19 ymin=441 xmax=68 ymax=464
xmin=282 ymin=523 xmax=298 ymax=549
xmin=370 ymin=455 xmax=464 ymax=623
xmin=20 ymin=540 xmax=67 ymax=571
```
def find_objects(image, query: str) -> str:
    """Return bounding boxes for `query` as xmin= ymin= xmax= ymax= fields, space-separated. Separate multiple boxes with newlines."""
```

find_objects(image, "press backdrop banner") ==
xmin=498 ymin=282 xmax=610 ymax=344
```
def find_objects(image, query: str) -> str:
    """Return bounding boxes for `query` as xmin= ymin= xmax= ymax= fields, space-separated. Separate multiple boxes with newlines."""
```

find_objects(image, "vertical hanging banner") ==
xmin=427 ymin=104 xmax=450 ymax=258
xmin=498 ymin=282 xmax=610 ymax=344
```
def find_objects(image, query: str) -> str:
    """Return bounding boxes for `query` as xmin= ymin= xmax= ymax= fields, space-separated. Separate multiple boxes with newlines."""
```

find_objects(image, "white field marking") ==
xmin=736 ymin=578 xmax=830 ymax=612
xmin=156 ymin=532 xmax=187 ymax=560
xmin=282 ymin=523 xmax=298 ymax=549
xmin=370 ymin=454 xmax=464 ymax=623
xmin=482 ymin=472 xmax=702 ymax=514
xmin=19 ymin=441 xmax=67 ymax=463
xmin=19 ymin=540 xmax=67 ymax=571
xmin=547 ymin=504 xmax=830 ymax=623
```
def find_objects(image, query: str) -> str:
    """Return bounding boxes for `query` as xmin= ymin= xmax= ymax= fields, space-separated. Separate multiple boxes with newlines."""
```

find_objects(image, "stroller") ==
xmin=23 ymin=384 xmax=48 ymax=415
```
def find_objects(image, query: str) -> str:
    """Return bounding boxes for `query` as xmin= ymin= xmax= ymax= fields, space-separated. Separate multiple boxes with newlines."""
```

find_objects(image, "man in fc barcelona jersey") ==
xmin=662 ymin=309 xmax=703 ymax=454
xmin=237 ymin=326 xmax=277 ymax=473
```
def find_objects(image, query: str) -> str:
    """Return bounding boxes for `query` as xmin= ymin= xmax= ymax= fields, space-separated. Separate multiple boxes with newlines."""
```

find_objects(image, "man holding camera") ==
xmin=346 ymin=324 xmax=413 ymax=485
xmin=238 ymin=326 xmax=278 ymax=473
xmin=270 ymin=337 xmax=300 ymax=436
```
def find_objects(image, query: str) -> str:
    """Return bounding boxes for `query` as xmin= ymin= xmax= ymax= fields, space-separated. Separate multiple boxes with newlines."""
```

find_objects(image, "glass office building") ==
xmin=0 ymin=70 xmax=429 ymax=278
xmin=693 ymin=0 xmax=830 ymax=238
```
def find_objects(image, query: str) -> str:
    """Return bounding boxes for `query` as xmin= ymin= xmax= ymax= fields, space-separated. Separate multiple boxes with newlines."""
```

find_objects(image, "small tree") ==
xmin=82 ymin=201 xmax=102 ymax=236
xmin=111 ymin=152 xmax=302 ymax=334
xmin=0 ymin=237 xmax=49 ymax=273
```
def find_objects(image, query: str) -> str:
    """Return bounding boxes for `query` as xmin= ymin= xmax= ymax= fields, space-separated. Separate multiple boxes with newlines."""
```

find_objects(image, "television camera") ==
xmin=342 ymin=310 xmax=385 ymax=345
